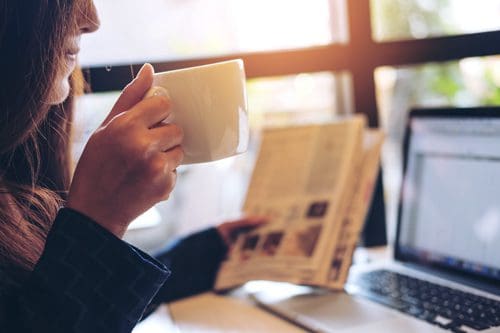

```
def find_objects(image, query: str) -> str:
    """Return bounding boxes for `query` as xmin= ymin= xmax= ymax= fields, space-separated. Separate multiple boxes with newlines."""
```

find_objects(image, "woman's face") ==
xmin=48 ymin=0 xmax=100 ymax=105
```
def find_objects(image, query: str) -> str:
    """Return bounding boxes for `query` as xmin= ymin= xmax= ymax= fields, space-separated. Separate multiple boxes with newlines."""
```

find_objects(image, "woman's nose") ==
xmin=77 ymin=1 xmax=100 ymax=34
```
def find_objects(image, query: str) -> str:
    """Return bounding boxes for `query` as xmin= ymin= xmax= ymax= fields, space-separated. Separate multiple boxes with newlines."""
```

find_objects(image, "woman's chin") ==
xmin=47 ymin=79 xmax=71 ymax=105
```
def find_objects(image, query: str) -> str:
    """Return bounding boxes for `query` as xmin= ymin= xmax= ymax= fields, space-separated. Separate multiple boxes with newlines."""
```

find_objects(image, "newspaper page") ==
xmin=215 ymin=116 xmax=369 ymax=290
xmin=323 ymin=130 xmax=384 ymax=289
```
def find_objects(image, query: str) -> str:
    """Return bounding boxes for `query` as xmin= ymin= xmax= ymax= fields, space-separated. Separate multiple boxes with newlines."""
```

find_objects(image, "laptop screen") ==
xmin=396 ymin=108 xmax=500 ymax=283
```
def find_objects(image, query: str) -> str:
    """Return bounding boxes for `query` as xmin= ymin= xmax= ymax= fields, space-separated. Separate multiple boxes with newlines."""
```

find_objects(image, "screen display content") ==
xmin=398 ymin=115 xmax=500 ymax=281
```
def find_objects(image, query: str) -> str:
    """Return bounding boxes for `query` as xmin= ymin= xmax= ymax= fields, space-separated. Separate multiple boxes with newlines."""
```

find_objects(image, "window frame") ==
xmin=82 ymin=0 xmax=500 ymax=127
xmin=81 ymin=0 xmax=500 ymax=246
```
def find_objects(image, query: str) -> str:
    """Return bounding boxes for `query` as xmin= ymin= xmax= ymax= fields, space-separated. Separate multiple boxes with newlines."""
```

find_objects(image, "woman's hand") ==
xmin=217 ymin=216 xmax=268 ymax=247
xmin=67 ymin=64 xmax=183 ymax=238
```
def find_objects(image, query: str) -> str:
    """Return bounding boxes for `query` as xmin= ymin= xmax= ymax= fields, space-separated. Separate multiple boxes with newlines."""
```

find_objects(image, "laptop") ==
xmin=251 ymin=107 xmax=500 ymax=332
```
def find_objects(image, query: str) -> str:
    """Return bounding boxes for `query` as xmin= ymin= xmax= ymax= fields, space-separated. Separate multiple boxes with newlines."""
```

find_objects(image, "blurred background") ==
xmin=74 ymin=0 xmax=500 ymax=252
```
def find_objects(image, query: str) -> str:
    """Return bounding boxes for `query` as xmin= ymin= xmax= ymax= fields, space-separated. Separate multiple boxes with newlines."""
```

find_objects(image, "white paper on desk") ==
xmin=215 ymin=116 xmax=384 ymax=291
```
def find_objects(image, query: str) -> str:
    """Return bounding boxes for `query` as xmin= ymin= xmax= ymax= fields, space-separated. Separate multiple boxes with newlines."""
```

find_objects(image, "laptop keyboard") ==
xmin=350 ymin=269 xmax=500 ymax=332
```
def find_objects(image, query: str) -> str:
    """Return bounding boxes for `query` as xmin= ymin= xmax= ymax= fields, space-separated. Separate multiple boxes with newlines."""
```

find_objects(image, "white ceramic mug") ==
xmin=144 ymin=59 xmax=249 ymax=164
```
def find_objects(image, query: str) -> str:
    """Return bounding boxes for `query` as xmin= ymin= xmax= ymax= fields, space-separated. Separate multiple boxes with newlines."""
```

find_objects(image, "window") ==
xmin=77 ymin=0 xmax=500 ymax=250
xmin=376 ymin=56 xmax=500 ymax=237
xmin=79 ymin=0 xmax=336 ymax=66
xmin=371 ymin=0 xmax=500 ymax=41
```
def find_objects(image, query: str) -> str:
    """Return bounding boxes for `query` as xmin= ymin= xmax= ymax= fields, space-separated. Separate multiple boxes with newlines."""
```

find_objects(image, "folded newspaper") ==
xmin=215 ymin=116 xmax=384 ymax=290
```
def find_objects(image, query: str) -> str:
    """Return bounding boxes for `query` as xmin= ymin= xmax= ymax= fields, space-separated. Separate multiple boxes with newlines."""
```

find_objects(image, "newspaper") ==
xmin=215 ymin=116 xmax=384 ymax=290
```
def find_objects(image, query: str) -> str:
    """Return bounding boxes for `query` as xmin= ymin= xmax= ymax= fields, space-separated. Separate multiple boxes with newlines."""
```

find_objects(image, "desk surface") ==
xmin=133 ymin=292 xmax=306 ymax=333
xmin=133 ymin=247 xmax=389 ymax=332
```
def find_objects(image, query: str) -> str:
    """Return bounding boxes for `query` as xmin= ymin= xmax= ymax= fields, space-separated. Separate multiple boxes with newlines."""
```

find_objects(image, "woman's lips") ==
xmin=66 ymin=46 xmax=80 ymax=58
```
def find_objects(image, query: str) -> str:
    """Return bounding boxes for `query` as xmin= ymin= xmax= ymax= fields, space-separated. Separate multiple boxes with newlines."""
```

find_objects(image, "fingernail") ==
xmin=145 ymin=86 xmax=170 ymax=99
xmin=152 ymin=86 xmax=169 ymax=98
xmin=137 ymin=63 xmax=153 ymax=77
xmin=161 ymin=112 xmax=175 ymax=124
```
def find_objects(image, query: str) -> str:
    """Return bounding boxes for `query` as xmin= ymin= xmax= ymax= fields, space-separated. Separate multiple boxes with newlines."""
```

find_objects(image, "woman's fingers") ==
xmin=129 ymin=96 xmax=173 ymax=128
xmin=67 ymin=65 xmax=188 ymax=239
xmin=152 ymin=147 xmax=183 ymax=201
xmin=217 ymin=215 xmax=269 ymax=246
xmin=226 ymin=216 xmax=269 ymax=229
xmin=102 ymin=63 xmax=154 ymax=126
xmin=150 ymin=124 xmax=184 ymax=152
xmin=162 ymin=145 xmax=184 ymax=171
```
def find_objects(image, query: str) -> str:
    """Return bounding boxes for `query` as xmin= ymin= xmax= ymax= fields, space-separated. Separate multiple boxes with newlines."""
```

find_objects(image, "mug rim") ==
xmin=153 ymin=58 xmax=243 ymax=77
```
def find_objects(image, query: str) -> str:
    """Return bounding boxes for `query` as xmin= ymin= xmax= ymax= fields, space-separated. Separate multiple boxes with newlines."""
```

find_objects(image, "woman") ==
xmin=0 ymin=1 xmax=263 ymax=332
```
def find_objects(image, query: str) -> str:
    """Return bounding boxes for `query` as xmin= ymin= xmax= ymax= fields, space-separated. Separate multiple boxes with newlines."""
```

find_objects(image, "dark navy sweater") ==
xmin=1 ymin=208 xmax=227 ymax=332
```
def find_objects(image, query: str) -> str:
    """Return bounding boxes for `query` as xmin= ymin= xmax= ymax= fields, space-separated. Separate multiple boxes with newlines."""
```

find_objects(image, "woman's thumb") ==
xmin=101 ymin=63 xmax=154 ymax=126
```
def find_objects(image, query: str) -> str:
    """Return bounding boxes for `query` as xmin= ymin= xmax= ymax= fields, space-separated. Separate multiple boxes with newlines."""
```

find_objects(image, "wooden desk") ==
xmin=133 ymin=292 xmax=306 ymax=332
xmin=133 ymin=247 xmax=388 ymax=332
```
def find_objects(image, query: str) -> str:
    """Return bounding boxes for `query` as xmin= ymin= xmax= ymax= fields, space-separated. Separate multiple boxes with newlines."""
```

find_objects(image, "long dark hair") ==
xmin=0 ymin=1 xmax=80 ymax=275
